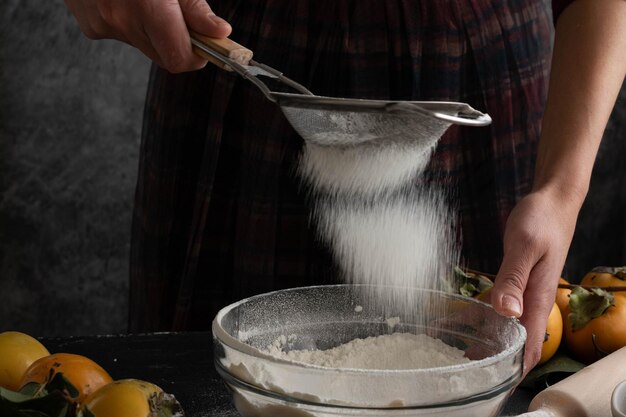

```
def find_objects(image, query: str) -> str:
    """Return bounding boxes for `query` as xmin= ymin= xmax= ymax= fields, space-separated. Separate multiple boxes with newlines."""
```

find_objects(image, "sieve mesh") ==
xmin=280 ymin=105 xmax=453 ymax=148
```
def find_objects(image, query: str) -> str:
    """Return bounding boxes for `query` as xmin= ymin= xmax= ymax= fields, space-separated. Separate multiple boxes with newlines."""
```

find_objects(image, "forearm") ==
xmin=491 ymin=0 xmax=625 ymax=371
xmin=533 ymin=0 xmax=626 ymax=205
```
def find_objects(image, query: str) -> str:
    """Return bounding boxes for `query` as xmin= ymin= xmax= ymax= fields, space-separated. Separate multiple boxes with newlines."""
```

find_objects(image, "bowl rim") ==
xmin=212 ymin=284 xmax=527 ymax=376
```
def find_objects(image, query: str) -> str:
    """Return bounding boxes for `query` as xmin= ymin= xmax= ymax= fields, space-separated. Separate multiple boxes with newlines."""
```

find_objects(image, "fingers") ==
xmin=124 ymin=26 xmax=166 ymax=69
xmin=180 ymin=0 xmax=232 ymax=38
xmin=490 ymin=200 xmax=552 ymax=372
xmin=490 ymin=205 xmax=564 ymax=371
xmin=65 ymin=0 xmax=105 ymax=40
xmin=493 ymin=252 xmax=558 ymax=372
xmin=140 ymin=0 xmax=234 ymax=72
xmin=141 ymin=1 xmax=208 ymax=73
xmin=491 ymin=242 xmax=535 ymax=318
xmin=65 ymin=0 xmax=231 ymax=73
xmin=519 ymin=260 xmax=559 ymax=372
xmin=142 ymin=0 xmax=233 ymax=73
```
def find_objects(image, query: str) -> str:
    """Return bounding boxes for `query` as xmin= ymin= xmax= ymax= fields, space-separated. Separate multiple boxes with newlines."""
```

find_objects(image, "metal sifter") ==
xmin=191 ymin=33 xmax=492 ymax=147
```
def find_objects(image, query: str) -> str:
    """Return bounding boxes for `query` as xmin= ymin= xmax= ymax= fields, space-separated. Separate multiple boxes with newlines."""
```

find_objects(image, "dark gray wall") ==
xmin=566 ymin=85 xmax=626 ymax=278
xmin=0 ymin=0 xmax=148 ymax=336
xmin=0 ymin=1 xmax=624 ymax=337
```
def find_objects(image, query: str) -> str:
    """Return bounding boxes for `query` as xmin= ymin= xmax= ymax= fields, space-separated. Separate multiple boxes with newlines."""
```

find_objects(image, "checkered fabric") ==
xmin=129 ymin=0 xmax=565 ymax=332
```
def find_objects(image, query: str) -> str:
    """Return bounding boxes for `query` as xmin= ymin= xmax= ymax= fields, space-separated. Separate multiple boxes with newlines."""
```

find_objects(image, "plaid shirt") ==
xmin=129 ymin=0 xmax=562 ymax=332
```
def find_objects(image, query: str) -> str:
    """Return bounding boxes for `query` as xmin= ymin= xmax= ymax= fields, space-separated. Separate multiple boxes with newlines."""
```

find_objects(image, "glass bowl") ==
xmin=212 ymin=285 xmax=526 ymax=417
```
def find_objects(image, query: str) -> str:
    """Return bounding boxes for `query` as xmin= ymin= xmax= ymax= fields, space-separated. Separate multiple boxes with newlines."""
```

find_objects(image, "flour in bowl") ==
xmin=265 ymin=333 xmax=470 ymax=370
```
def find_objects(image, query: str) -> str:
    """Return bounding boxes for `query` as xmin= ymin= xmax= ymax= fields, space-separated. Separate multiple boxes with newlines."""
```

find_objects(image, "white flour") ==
xmin=224 ymin=328 xmax=512 ymax=414
xmin=298 ymin=124 xmax=459 ymax=320
xmin=226 ymin=116 xmax=513 ymax=417
xmin=219 ymin=114 xmax=523 ymax=416
xmin=265 ymin=333 xmax=470 ymax=370
xmin=298 ymin=142 xmax=435 ymax=198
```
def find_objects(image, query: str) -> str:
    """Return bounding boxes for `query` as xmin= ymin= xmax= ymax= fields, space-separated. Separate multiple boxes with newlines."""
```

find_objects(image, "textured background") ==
xmin=0 ymin=1 xmax=624 ymax=337
xmin=0 ymin=1 xmax=148 ymax=336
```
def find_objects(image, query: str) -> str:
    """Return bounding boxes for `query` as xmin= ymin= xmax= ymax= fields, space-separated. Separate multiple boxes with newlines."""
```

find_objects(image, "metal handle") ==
xmin=430 ymin=110 xmax=492 ymax=127
xmin=386 ymin=102 xmax=492 ymax=127
xmin=190 ymin=32 xmax=278 ymax=101
xmin=190 ymin=32 xmax=314 ymax=100
xmin=415 ymin=103 xmax=492 ymax=127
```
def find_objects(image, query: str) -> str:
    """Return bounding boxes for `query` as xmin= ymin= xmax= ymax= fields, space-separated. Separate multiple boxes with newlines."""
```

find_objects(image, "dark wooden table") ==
xmin=42 ymin=332 xmax=536 ymax=417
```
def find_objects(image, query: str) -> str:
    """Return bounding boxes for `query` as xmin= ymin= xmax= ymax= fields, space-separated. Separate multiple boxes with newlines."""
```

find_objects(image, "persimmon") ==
xmin=555 ymin=277 xmax=571 ymax=316
xmin=564 ymin=287 xmax=626 ymax=364
xmin=580 ymin=266 xmax=626 ymax=290
xmin=19 ymin=353 xmax=112 ymax=403
xmin=82 ymin=379 xmax=183 ymax=417
xmin=0 ymin=331 xmax=50 ymax=391
xmin=475 ymin=288 xmax=492 ymax=303
xmin=538 ymin=303 xmax=563 ymax=365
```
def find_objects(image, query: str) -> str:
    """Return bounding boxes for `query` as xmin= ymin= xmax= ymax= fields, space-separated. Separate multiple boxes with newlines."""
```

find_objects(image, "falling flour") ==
xmin=298 ymin=121 xmax=459 ymax=320
xmin=223 ymin=123 xmax=515 ymax=416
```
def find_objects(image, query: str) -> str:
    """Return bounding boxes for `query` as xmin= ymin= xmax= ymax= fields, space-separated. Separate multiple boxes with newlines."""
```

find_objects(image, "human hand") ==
xmin=64 ymin=0 xmax=232 ymax=73
xmin=489 ymin=188 xmax=583 ymax=374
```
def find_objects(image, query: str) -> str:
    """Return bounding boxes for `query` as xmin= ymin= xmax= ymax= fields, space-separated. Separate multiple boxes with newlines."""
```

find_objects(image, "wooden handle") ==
xmin=190 ymin=31 xmax=253 ymax=71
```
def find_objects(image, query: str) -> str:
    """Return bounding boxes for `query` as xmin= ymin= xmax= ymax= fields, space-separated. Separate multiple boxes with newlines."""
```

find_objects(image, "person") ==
xmin=64 ymin=0 xmax=626 ymax=373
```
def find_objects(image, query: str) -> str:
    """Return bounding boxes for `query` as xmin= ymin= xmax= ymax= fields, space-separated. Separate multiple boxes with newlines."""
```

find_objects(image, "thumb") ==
xmin=180 ymin=0 xmax=232 ymax=38
xmin=491 ymin=249 xmax=534 ymax=318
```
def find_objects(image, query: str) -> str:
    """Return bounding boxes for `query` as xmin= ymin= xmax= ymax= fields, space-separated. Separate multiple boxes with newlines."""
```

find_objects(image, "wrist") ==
xmin=530 ymin=176 xmax=588 ymax=213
